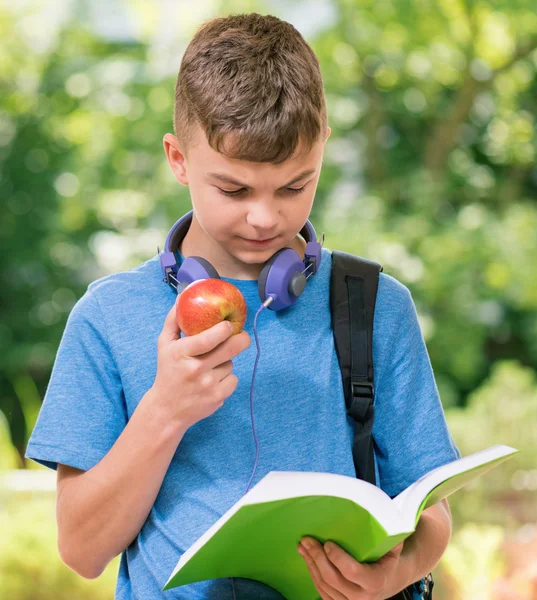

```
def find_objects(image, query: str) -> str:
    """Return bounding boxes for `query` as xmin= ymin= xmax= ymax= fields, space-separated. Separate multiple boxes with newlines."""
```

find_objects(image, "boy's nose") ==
xmin=245 ymin=202 xmax=280 ymax=232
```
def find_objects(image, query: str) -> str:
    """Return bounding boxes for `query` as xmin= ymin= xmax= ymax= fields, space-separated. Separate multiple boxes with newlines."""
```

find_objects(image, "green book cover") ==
xmin=163 ymin=444 xmax=518 ymax=600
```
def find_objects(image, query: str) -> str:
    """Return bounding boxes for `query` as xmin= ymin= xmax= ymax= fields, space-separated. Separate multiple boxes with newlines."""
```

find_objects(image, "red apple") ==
xmin=176 ymin=278 xmax=247 ymax=337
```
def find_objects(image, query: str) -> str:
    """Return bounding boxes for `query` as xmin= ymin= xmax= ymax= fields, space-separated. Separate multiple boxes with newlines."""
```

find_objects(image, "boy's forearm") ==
xmin=57 ymin=388 xmax=186 ymax=579
xmin=389 ymin=499 xmax=452 ymax=595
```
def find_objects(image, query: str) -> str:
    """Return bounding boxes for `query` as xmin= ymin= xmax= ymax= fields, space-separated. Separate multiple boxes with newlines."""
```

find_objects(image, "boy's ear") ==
xmin=326 ymin=126 xmax=331 ymax=141
xmin=163 ymin=133 xmax=188 ymax=186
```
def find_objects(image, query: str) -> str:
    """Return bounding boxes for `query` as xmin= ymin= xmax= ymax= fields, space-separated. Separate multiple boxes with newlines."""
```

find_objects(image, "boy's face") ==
xmin=163 ymin=124 xmax=330 ymax=280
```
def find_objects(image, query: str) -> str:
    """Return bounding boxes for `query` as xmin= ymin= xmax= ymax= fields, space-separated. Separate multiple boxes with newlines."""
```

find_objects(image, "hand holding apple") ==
xmin=147 ymin=288 xmax=251 ymax=431
xmin=176 ymin=278 xmax=247 ymax=337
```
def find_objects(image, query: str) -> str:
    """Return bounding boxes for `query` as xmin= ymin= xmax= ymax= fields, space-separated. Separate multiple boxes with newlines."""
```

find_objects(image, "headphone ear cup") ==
xmin=258 ymin=248 xmax=307 ymax=311
xmin=176 ymin=256 xmax=221 ymax=286
xmin=188 ymin=256 xmax=220 ymax=279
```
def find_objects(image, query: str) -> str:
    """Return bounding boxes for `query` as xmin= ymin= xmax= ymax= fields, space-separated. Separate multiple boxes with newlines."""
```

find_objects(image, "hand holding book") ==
xmin=298 ymin=536 xmax=406 ymax=600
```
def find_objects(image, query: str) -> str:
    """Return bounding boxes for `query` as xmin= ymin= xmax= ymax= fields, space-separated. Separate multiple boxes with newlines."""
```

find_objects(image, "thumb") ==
xmin=159 ymin=297 xmax=181 ymax=344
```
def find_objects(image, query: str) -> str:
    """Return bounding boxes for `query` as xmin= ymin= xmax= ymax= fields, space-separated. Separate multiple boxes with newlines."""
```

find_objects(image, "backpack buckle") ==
xmin=348 ymin=382 xmax=374 ymax=422
xmin=351 ymin=382 xmax=374 ymax=400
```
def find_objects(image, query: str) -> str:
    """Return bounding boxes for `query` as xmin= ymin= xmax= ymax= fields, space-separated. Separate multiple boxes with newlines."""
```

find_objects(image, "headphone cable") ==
xmin=230 ymin=294 xmax=275 ymax=600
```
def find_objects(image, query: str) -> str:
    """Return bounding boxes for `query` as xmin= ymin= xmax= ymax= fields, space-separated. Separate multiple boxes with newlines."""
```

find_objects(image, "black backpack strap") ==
xmin=330 ymin=249 xmax=434 ymax=600
xmin=330 ymin=250 xmax=382 ymax=485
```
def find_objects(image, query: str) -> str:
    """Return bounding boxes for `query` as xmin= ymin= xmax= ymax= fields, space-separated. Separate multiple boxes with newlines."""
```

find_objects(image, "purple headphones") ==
xmin=159 ymin=210 xmax=324 ymax=311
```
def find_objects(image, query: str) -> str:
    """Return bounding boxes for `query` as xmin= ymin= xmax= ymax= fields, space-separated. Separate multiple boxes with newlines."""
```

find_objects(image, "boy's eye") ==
xmin=218 ymin=188 xmax=247 ymax=196
xmin=286 ymin=185 xmax=307 ymax=195
xmin=217 ymin=185 xmax=307 ymax=197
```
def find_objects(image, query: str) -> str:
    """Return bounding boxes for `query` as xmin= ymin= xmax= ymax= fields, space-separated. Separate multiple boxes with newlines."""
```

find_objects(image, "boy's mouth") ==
xmin=240 ymin=236 xmax=279 ymax=247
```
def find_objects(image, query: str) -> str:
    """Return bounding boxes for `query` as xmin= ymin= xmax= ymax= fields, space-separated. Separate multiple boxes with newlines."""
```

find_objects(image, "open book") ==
xmin=163 ymin=445 xmax=518 ymax=600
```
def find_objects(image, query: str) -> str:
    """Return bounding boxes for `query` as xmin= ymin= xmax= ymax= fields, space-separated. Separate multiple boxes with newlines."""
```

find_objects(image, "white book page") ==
xmin=392 ymin=445 xmax=518 ymax=531
xmin=243 ymin=471 xmax=402 ymax=533
xmin=166 ymin=470 xmax=402 ymax=585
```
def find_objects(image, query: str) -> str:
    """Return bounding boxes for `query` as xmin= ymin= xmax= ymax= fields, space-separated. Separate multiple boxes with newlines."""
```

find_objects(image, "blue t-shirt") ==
xmin=26 ymin=246 xmax=460 ymax=599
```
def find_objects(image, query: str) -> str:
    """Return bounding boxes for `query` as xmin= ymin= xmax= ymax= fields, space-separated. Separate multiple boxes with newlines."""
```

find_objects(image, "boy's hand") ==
xmin=298 ymin=537 xmax=406 ymax=600
xmin=149 ymin=298 xmax=251 ymax=430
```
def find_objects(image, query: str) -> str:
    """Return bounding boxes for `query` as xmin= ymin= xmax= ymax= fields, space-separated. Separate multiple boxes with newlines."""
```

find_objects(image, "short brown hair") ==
xmin=173 ymin=13 xmax=327 ymax=164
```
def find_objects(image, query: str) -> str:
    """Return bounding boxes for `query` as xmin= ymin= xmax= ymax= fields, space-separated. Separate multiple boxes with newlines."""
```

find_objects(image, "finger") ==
xmin=213 ymin=360 xmax=234 ymax=382
xmin=300 ymin=539 xmax=359 ymax=599
xmin=181 ymin=320 xmax=235 ymax=357
xmin=159 ymin=298 xmax=181 ymax=344
xmin=325 ymin=540 xmax=404 ymax=593
xmin=299 ymin=544 xmax=345 ymax=600
xmin=190 ymin=330 xmax=250 ymax=372
xmin=301 ymin=557 xmax=335 ymax=600
xmin=324 ymin=540 xmax=369 ymax=585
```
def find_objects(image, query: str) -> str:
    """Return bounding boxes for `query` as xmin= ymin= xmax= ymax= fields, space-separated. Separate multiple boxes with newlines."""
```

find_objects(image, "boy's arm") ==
xmin=392 ymin=498 xmax=452 ymax=592
xmin=56 ymin=389 xmax=187 ymax=579
xmin=55 ymin=301 xmax=250 ymax=580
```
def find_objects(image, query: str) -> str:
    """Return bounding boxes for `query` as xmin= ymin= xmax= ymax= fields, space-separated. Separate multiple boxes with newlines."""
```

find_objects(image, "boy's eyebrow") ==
xmin=207 ymin=168 xmax=316 ymax=189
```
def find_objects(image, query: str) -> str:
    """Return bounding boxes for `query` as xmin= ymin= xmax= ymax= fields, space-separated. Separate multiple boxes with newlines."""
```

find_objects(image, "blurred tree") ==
xmin=0 ymin=1 xmax=191 ymax=465
xmin=310 ymin=0 xmax=537 ymax=408
xmin=1 ymin=0 xmax=536 ymax=465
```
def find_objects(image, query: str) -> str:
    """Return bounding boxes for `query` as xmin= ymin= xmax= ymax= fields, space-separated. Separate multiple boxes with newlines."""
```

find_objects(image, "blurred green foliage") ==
xmin=1 ymin=0 xmax=537 ymax=598
xmin=0 ymin=494 xmax=119 ymax=600
xmin=2 ymin=0 xmax=537 ymax=461
xmin=0 ymin=411 xmax=19 ymax=470
xmin=439 ymin=522 xmax=506 ymax=600
xmin=447 ymin=360 xmax=537 ymax=529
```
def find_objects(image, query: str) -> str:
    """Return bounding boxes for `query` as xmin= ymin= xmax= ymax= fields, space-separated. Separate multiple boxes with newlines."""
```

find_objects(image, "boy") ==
xmin=26 ymin=13 xmax=461 ymax=600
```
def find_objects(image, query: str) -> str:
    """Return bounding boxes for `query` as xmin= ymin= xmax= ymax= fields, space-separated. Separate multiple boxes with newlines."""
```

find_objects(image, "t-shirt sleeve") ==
xmin=25 ymin=287 xmax=128 ymax=472
xmin=373 ymin=285 xmax=461 ymax=498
